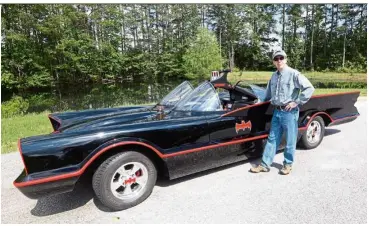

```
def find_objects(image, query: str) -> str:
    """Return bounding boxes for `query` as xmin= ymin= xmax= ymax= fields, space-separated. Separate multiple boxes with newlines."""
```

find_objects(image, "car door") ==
xmin=207 ymin=102 xmax=275 ymax=158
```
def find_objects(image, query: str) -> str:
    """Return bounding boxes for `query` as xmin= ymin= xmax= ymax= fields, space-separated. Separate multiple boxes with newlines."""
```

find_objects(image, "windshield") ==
xmin=160 ymin=81 xmax=194 ymax=106
xmin=174 ymin=82 xmax=223 ymax=112
xmin=237 ymin=82 xmax=266 ymax=101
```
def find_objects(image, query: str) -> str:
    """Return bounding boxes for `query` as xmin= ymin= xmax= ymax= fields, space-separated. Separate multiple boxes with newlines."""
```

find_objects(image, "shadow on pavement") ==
xmin=271 ymin=162 xmax=284 ymax=170
xmin=156 ymin=159 xmax=252 ymax=187
xmin=30 ymin=172 xmax=107 ymax=216
xmin=324 ymin=128 xmax=341 ymax=137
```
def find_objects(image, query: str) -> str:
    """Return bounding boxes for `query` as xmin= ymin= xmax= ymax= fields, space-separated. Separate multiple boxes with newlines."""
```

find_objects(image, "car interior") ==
xmin=211 ymin=70 xmax=260 ymax=112
xmin=218 ymin=82 xmax=259 ymax=111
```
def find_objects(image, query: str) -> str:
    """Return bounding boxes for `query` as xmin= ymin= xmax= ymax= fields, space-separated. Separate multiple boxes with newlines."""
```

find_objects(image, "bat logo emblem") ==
xmin=235 ymin=120 xmax=252 ymax=133
xmin=124 ymin=177 xmax=136 ymax=185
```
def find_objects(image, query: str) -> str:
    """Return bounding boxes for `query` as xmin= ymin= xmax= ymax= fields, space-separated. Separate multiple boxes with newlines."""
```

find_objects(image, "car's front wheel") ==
xmin=92 ymin=151 xmax=157 ymax=211
xmin=299 ymin=116 xmax=326 ymax=149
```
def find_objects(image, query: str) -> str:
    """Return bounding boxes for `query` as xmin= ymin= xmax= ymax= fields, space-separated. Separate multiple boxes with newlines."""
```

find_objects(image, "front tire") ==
xmin=92 ymin=151 xmax=157 ymax=211
xmin=299 ymin=116 xmax=325 ymax=149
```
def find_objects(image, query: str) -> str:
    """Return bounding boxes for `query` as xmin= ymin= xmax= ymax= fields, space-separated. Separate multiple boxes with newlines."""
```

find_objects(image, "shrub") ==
xmin=1 ymin=96 xmax=29 ymax=118
xmin=231 ymin=67 xmax=241 ymax=73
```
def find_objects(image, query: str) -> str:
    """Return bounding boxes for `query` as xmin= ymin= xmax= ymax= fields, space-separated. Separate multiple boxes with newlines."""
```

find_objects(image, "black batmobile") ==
xmin=47 ymin=80 xmax=194 ymax=131
xmin=14 ymin=71 xmax=360 ymax=211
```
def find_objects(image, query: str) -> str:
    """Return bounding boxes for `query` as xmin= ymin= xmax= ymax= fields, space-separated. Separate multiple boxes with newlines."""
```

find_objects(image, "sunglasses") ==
xmin=273 ymin=56 xmax=284 ymax=61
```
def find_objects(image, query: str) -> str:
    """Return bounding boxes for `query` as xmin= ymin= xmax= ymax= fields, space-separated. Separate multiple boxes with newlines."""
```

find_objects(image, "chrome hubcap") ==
xmin=110 ymin=162 xmax=148 ymax=201
xmin=307 ymin=120 xmax=322 ymax=144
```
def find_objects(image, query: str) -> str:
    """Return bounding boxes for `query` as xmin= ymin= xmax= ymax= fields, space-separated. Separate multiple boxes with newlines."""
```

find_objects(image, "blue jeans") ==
xmin=261 ymin=107 xmax=299 ymax=168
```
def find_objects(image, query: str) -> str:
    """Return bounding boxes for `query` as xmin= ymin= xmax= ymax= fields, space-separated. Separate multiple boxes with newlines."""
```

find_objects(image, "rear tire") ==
xmin=299 ymin=116 xmax=325 ymax=149
xmin=92 ymin=151 xmax=157 ymax=211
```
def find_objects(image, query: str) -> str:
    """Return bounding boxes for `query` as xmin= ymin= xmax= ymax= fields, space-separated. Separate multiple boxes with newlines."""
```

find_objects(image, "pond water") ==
xmin=2 ymin=80 xmax=192 ymax=114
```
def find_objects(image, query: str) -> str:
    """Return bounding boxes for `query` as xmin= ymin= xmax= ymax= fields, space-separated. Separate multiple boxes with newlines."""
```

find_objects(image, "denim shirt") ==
xmin=264 ymin=66 xmax=315 ymax=106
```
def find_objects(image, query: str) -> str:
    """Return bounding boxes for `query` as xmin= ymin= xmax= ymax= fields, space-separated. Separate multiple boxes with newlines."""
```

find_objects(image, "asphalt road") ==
xmin=1 ymin=100 xmax=367 ymax=224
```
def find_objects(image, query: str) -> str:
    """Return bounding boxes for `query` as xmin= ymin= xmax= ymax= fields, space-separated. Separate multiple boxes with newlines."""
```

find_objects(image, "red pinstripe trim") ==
xmin=214 ymin=83 xmax=232 ymax=88
xmin=14 ymin=141 xmax=164 ymax=187
xmin=163 ymin=134 xmax=269 ymax=158
xmin=14 ymin=135 xmax=269 ymax=187
xmin=18 ymin=139 xmax=28 ymax=175
xmin=221 ymin=101 xmax=270 ymax=117
xmin=332 ymin=115 xmax=359 ymax=122
xmin=298 ymin=113 xmax=358 ymax=130
xmin=221 ymin=90 xmax=360 ymax=118
xmin=297 ymin=112 xmax=332 ymax=130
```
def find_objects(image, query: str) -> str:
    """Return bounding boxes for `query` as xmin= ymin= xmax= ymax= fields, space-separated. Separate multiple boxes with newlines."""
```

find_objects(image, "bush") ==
xmin=231 ymin=67 xmax=241 ymax=73
xmin=336 ymin=67 xmax=353 ymax=73
xmin=1 ymin=96 xmax=29 ymax=118
xmin=321 ymin=68 xmax=331 ymax=73
xmin=27 ymin=94 xmax=57 ymax=113
xmin=336 ymin=59 xmax=366 ymax=73
xmin=312 ymin=81 xmax=366 ymax=89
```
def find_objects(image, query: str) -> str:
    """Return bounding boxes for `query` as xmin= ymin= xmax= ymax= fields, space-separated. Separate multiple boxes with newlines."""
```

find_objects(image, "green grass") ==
xmin=1 ymin=112 xmax=52 ymax=154
xmin=228 ymin=71 xmax=367 ymax=84
xmin=1 ymin=103 xmax=158 ymax=154
xmin=1 ymin=87 xmax=366 ymax=154
xmin=314 ymin=88 xmax=366 ymax=96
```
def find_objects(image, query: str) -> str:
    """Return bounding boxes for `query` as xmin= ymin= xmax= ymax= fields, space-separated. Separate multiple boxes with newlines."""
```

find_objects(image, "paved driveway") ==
xmin=1 ymin=100 xmax=366 ymax=223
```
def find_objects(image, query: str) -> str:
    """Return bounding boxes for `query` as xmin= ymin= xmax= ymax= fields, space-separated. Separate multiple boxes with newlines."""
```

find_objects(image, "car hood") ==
xmin=49 ymin=105 xmax=155 ymax=131
xmin=57 ymin=110 xmax=222 ymax=133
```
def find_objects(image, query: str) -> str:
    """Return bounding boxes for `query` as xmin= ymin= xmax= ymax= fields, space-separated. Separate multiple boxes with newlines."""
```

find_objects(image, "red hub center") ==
xmin=124 ymin=177 xmax=136 ymax=185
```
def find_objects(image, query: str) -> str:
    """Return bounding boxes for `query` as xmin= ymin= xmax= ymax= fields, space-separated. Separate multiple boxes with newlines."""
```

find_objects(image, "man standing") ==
xmin=250 ymin=50 xmax=315 ymax=175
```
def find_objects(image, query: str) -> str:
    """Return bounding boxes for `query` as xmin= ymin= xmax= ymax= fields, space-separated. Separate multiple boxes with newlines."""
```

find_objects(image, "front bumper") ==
xmin=13 ymin=170 xmax=79 ymax=199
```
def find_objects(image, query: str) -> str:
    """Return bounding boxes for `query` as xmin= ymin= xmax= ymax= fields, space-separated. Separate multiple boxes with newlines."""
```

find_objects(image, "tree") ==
xmin=182 ymin=27 xmax=223 ymax=79
xmin=1 ymin=3 xmax=367 ymax=92
xmin=284 ymin=4 xmax=305 ymax=69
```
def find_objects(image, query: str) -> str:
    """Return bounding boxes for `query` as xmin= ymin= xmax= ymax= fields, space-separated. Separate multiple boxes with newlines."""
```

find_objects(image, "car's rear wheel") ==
xmin=299 ymin=116 xmax=325 ymax=149
xmin=92 ymin=151 xmax=157 ymax=211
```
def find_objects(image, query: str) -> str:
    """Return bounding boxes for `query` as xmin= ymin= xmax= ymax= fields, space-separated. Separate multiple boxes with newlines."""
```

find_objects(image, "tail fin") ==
xmin=210 ymin=69 xmax=232 ymax=88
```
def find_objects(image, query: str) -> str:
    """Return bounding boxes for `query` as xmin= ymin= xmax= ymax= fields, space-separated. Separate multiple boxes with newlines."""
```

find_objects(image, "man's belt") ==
xmin=275 ymin=105 xmax=288 ymax=111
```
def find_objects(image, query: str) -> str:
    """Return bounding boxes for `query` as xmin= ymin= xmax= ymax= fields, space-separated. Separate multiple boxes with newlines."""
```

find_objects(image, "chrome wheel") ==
xmin=307 ymin=121 xmax=322 ymax=144
xmin=299 ymin=116 xmax=325 ymax=150
xmin=110 ymin=162 xmax=148 ymax=201
xmin=93 ymin=151 xmax=157 ymax=211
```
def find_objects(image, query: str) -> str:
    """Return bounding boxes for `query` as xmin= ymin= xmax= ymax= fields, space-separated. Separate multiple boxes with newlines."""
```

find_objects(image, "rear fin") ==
xmin=210 ymin=69 xmax=232 ymax=88
xmin=18 ymin=139 xmax=28 ymax=175
xmin=48 ymin=114 xmax=62 ymax=131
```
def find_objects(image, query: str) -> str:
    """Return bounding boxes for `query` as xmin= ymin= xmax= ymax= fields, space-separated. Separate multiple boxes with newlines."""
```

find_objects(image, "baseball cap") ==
xmin=272 ymin=50 xmax=287 ymax=59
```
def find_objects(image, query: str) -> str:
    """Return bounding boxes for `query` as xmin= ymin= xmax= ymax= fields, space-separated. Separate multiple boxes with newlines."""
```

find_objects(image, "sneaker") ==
xmin=279 ymin=165 xmax=292 ymax=175
xmin=250 ymin=165 xmax=270 ymax=173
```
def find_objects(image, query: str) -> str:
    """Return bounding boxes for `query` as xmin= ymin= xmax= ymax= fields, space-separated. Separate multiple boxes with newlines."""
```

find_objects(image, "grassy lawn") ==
xmin=1 ymin=87 xmax=366 ymax=154
xmin=228 ymin=71 xmax=367 ymax=84
xmin=2 ymin=112 xmax=52 ymax=154
xmin=313 ymin=88 xmax=366 ymax=96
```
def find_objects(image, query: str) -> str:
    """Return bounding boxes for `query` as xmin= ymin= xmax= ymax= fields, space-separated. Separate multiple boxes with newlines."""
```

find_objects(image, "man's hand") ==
xmin=284 ymin=102 xmax=298 ymax=111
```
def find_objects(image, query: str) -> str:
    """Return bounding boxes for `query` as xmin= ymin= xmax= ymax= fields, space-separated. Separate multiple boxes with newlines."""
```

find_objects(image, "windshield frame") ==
xmin=173 ymin=81 xmax=223 ymax=112
xmin=159 ymin=81 xmax=194 ymax=107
